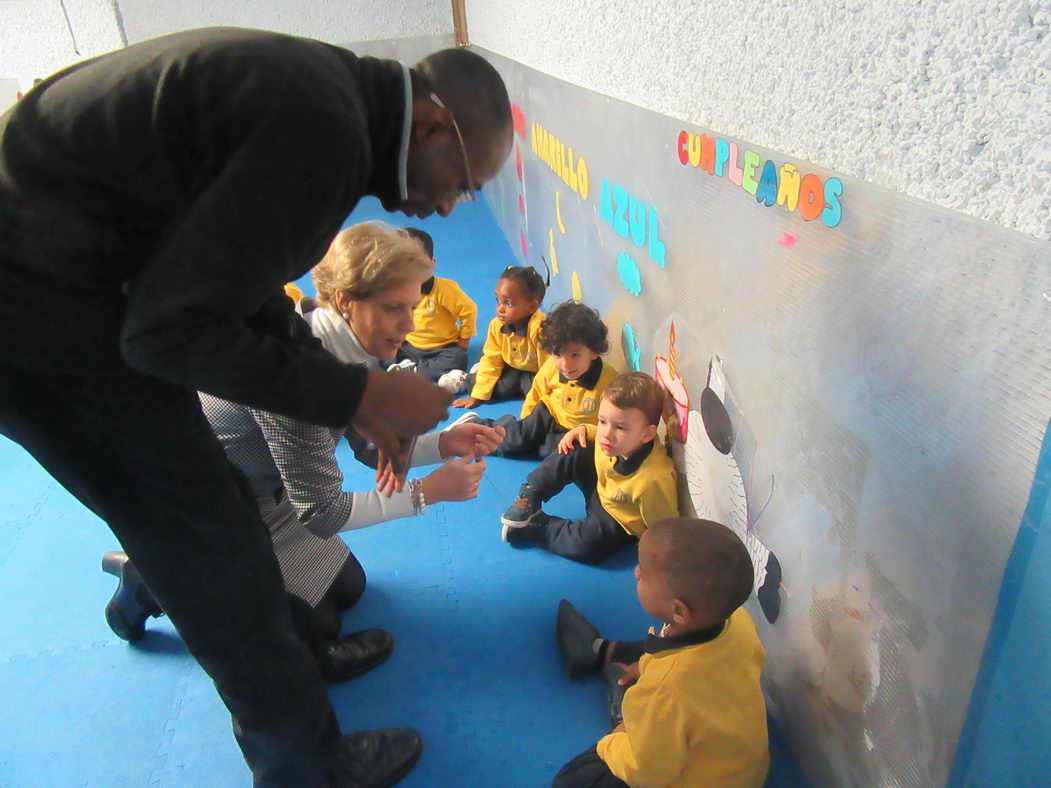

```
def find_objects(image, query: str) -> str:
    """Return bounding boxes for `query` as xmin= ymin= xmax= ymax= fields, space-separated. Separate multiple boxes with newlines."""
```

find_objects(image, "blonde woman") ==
xmin=102 ymin=224 xmax=503 ymax=681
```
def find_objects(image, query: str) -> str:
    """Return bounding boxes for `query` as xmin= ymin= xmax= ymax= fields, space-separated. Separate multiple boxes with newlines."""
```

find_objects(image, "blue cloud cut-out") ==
xmin=617 ymin=252 xmax=642 ymax=296
xmin=623 ymin=322 xmax=642 ymax=371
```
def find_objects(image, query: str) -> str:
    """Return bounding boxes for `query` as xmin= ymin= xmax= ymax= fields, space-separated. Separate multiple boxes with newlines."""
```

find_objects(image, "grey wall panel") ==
xmin=478 ymin=46 xmax=1050 ymax=788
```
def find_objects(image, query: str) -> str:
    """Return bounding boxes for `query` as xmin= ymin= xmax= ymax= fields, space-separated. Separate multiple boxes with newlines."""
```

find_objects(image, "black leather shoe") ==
xmin=101 ymin=550 xmax=163 ymax=642
xmin=318 ymin=628 xmax=394 ymax=683
xmin=556 ymin=599 xmax=602 ymax=679
xmin=328 ymin=728 xmax=422 ymax=788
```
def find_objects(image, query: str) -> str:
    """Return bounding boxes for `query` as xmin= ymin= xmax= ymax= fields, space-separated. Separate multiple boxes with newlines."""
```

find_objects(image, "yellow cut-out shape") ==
xmin=548 ymin=228 xmax=559 ymax=274
xmin=571 ymin=271 xmax=582 ymax=302
xmin=555 ymin=190 xmax=567 ymax=233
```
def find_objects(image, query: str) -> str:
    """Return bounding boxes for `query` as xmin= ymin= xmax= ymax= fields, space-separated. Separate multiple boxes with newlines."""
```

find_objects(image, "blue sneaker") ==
xmin=500 ymin=483 xmax=542 ymax=538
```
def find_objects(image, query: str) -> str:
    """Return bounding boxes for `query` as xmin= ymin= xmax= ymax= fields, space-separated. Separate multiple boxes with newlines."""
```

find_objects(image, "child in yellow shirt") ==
xmin=500 ymin=372 xmax=677 ymax=564
xmin=475 ymin=301 xmax=619 ymax=458
xmin=449 ymin=265 xmax=548 ymax=407
xmin=395 ymin=228 xmax=477 ymax=382
xmin=553 ymin=518 xmax=770 ymax=788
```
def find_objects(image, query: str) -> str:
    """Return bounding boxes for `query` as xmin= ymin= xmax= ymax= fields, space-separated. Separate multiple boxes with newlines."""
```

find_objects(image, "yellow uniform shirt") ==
xmin=597 ymin=608 xmax=769 ymax=788
xmin=470 ymin=310 xmax=549 ymax=401
xmin=283 ymin=282 xmax=305 ymax=303
xmin=520 ymin=357 xmax=620 ymax=429
xmin=405 ymin=276 xmax=477 ymax=350
xmin=584 ymin=424 xmax=678 ymax=538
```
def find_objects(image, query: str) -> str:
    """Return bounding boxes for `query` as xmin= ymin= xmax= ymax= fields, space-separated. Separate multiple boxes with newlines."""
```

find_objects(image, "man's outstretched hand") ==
xmin=352 ymin=368 xmax=451 ymax=486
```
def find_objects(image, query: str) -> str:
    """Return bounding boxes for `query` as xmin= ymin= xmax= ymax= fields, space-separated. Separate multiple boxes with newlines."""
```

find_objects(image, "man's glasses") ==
xmin=430 ymin=92 xmax=476 ymax=203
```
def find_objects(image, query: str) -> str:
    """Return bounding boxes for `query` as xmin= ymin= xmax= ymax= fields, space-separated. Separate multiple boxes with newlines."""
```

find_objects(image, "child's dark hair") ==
xmin=404 ymin=227 xmax=434 ymax=258
xmin=540 ymin=301 xmax=610 ymax=355
xmin=645 ymin=518 xmax=754 ymax=620
xmin=500 ymin=265 xmax=546 ymax=303
xmin=603 ymin=371 xmax=664 ymax=426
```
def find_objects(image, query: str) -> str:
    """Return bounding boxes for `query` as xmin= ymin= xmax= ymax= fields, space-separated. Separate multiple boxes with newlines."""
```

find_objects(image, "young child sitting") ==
xmin=394 ymin=228 xmax=478 ymax=383
xmin=552 ymin=518 xmax=770 ymax=788
xmin=477 ymin=300 xmax=619 ymax=458
xmin=500 ymin=371 xmax=677 ymax=564
xmin=448 ymin=265 xmax=548 ymax=407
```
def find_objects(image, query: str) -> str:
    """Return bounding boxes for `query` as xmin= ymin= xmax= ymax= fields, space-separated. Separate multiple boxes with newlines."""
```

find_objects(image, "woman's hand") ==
xmin=452 ymin=396 xmax=481 ymax=409
xmin=558 ymin=425 xmax=588 ymax=454
xmin=439 ymin=423 xmax=505 ymax=459
xmin=354 ymin=369 xmax=450 ymax=483
xmin=419 ymin=456 xmax=486 ymax=503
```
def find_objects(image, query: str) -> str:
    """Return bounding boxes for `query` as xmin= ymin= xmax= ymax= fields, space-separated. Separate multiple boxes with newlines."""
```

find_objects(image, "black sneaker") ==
xmin=500 ymin=482 xmax=542 ymax=534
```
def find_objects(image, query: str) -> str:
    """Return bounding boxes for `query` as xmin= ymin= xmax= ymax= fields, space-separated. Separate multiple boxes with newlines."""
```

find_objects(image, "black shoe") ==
xmin=602 ymin=663 xmax=633 ymax=730
xmin=329 ymin=728 xmax=422 ymax=788
xmin=500 ymin=482 xmax=542 ymax=535
xmin=101 ymin=550 xmax=163 ymax=642
xmin=318 ymin=628 xmax=394 ymax=683
xmin=555 ymin=599 xmax=602 ymax=679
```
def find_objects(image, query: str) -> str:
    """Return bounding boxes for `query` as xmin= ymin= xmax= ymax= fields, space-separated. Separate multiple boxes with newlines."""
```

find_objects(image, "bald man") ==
xmin=0 ymin=27 xmax=511 ymax=787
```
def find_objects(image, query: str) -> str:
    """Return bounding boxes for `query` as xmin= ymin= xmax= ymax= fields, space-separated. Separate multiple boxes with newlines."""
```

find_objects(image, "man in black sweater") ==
xmin=0 ymin=27 xmax=512 ymax=787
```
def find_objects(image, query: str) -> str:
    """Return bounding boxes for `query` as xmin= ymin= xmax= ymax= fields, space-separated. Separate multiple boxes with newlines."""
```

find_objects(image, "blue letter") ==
xmin=629 ymin=196 xmax=646 ymax=247
xmin=821 ymin=178 xmax=843 ymax=228
xmin=599 ymin=178 xmax=613 ymax=226
xmin=648 ymin=205 xmax=666 ymax=268
xmin=755 ymin=160 xmax=779 ymax=207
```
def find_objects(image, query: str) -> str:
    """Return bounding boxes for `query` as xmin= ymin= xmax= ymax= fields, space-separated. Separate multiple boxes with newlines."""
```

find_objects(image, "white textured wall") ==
xmin=0 ymin=0 xmax=125 ymax=93
xmin=469 ymin=0 xmax=1051 ymax=240
xmin=116 ymin=0 xmax=451 ymax=47
xmin=2 ymin=0 xmax=452 ymax=106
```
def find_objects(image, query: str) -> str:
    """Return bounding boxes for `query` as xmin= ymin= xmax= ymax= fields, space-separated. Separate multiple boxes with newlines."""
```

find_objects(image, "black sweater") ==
xmin=0 ymin=27 xmax=409 ymax=428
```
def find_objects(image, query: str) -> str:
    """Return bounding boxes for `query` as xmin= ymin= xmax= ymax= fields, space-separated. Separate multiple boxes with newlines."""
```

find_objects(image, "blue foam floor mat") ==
xmin=0 ymin=197 xmax=806 ymax=786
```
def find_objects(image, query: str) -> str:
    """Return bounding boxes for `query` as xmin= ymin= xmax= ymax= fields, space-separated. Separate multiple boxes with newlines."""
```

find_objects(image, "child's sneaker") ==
xmin=438 ymin=369 xmax=468 ymax=393
xmin=502 ymin=512 xmax=547 ymax=545
xmin=444 ymin=411 xmax=480 ymax=429
xmin=388 ymin=359 xmax=416 ymax=373
xmin=500 ymin=482 xmax=542 ymax=532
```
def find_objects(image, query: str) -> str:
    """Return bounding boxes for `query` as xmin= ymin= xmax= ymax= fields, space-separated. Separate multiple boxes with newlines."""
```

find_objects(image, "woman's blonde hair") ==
xmin=312 ymin=222 xmax=435 ymax=307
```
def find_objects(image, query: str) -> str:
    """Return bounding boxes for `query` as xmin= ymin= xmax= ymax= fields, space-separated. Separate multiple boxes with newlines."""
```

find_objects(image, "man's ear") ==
xmin=411 ymin=100 xmax=452 ymax=146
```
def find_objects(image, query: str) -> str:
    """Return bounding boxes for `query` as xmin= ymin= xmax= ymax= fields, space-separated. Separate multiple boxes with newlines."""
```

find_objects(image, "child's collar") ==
xmin=644 ymin=619 xmax=726 ymax=653
xmin=420 ymin=276 xmax=435 ymax=295
xmin=500 ymin=315 xmax=532 ymax=336
xmin=612 ymin=438 xmax=655 ymax=475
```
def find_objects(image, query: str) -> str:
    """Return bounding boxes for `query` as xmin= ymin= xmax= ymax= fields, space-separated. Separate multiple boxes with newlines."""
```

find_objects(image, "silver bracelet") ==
xmin=408 ymin=478 xmax=426 ymax=516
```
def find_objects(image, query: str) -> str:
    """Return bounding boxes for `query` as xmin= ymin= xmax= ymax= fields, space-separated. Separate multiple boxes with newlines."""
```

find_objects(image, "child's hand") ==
xmin=457 ymin=337 xmax=470 ymax=350
xmin=612 ymin=661 xmax=640 ymax=686
xmin=453 ymin=396 xmax=481 ymax=408
xmin=558 ymin=425 xmax=588 ymax=454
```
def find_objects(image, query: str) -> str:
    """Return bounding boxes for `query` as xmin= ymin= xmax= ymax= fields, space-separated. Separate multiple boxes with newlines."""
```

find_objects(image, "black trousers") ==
xmin=396 ymin=340 xmax=467 ymax=382
xmin=482 ymin=402 xmax=564 ymax=458
xmin=526 ymin=443 xmax=636 ymax=564
xmin=553 ymin=746 xmax=629 ymax=788
xmin=307 ymin=550 xmax=367 ymax=642
xmin=0 ymin=363 xmax=339 ymax=786
xmin=467 ymin=364 xmax=534 ymax=402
